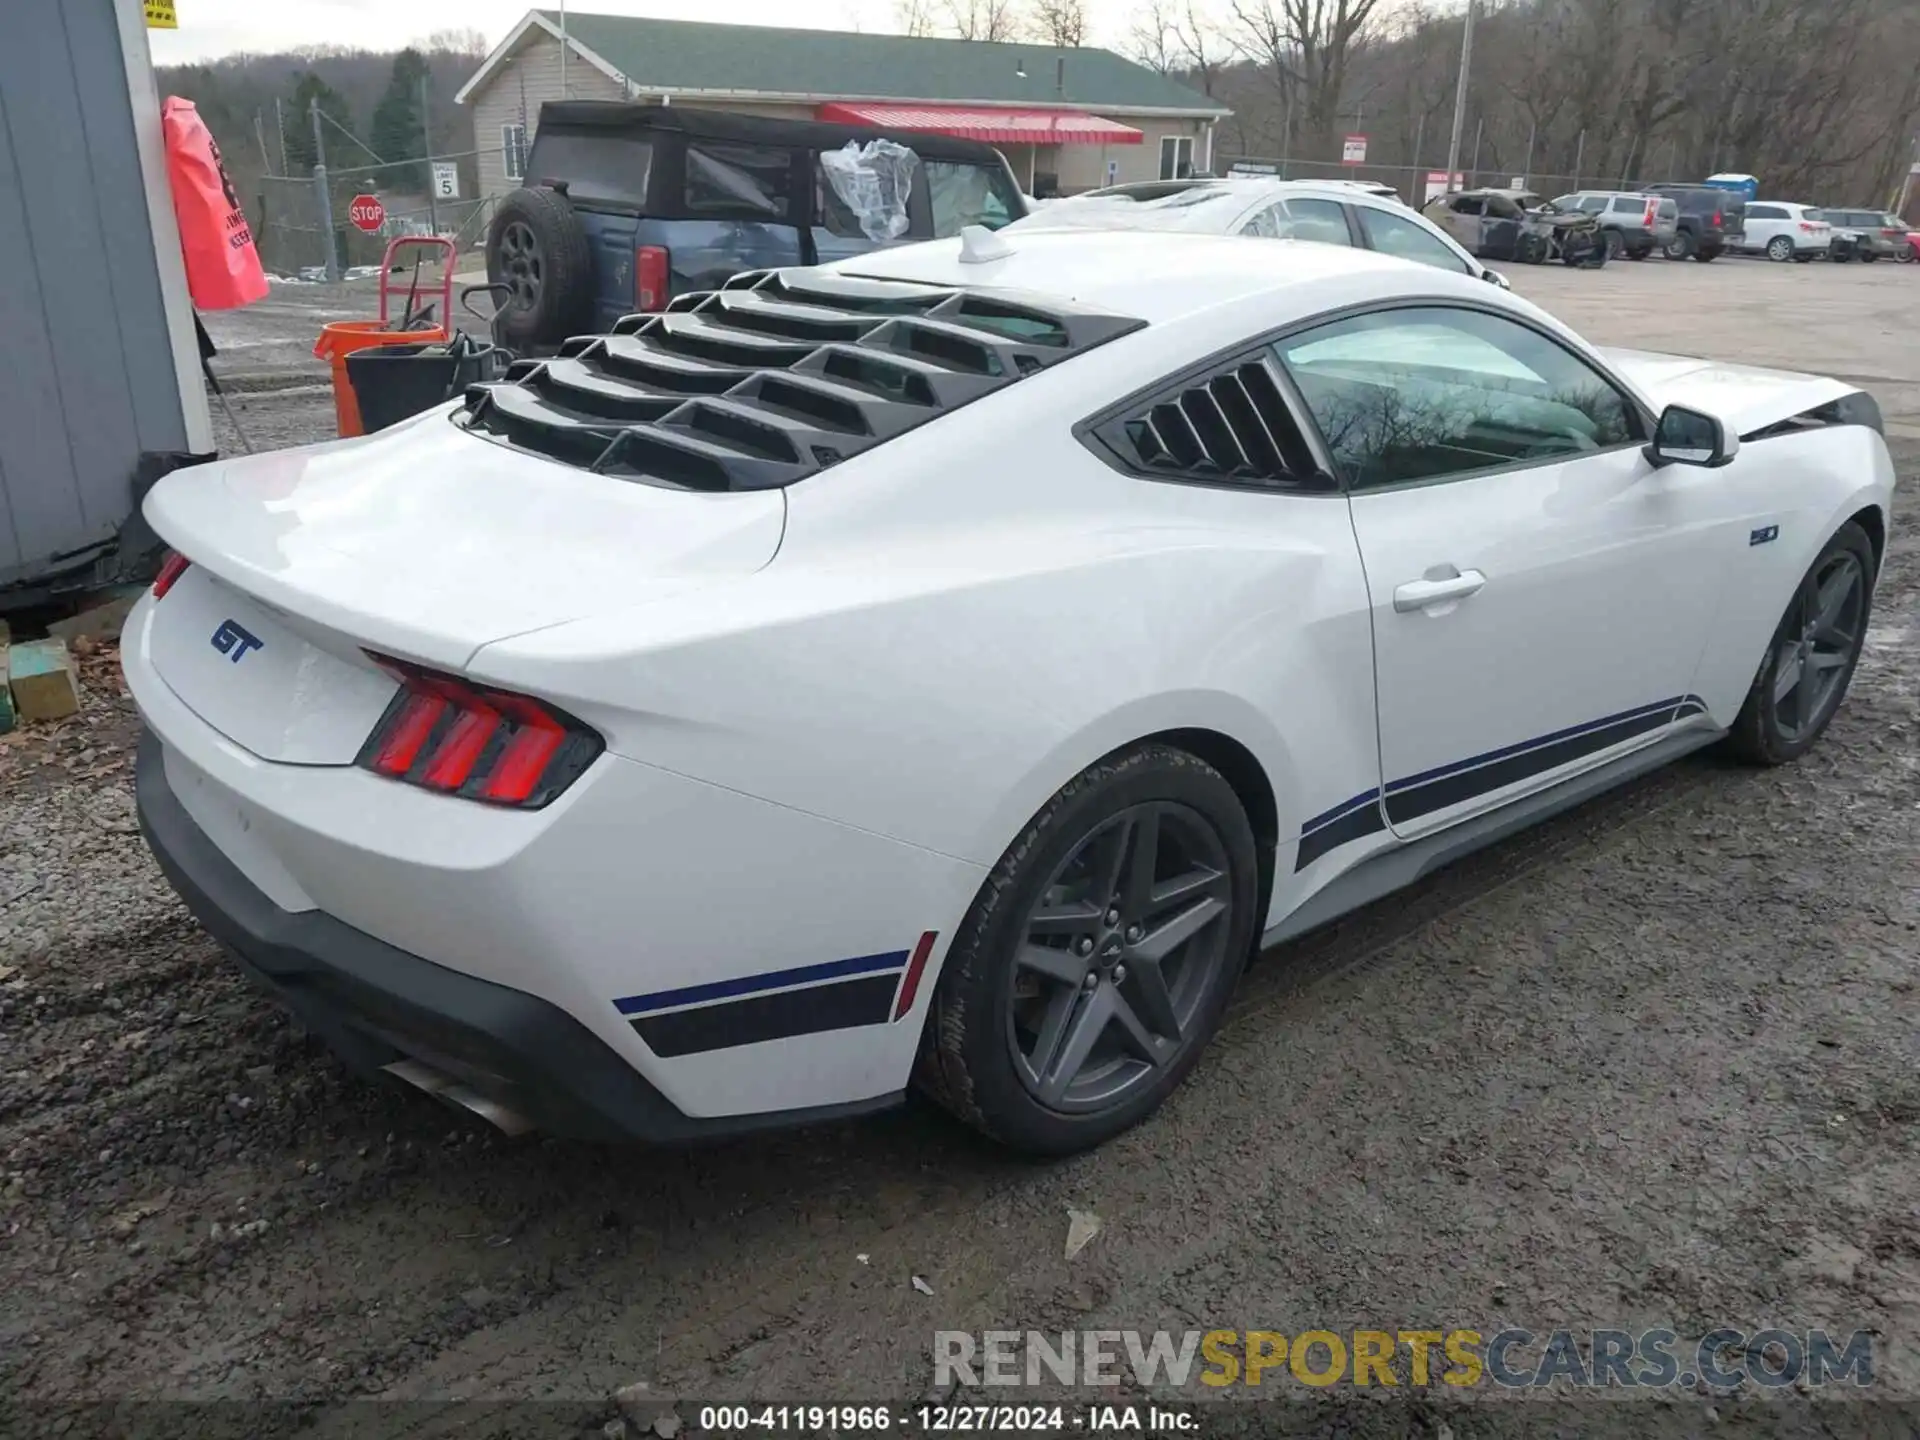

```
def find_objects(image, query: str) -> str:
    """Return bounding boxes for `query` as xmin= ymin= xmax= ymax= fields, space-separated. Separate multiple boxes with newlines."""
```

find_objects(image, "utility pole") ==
xmin=420 ymin=73 xmax=438 ymax=236
xmin=1411 ymin=111 xmax=1427 ymax=202
xmin=274 ymin=96 xmax=288 ymax=173
xmin=1469 ymin=117 xmax=1483 ymax=186
xmin=311 ymin=99 xmax=340 ymax=282
xmin=559 ymin=0 xmax=568 ymax=98
xmin=1443 ymin=0 xmax=1475 ymax=193
xmin=1521 ymin=122 xmax=1535 ymax=188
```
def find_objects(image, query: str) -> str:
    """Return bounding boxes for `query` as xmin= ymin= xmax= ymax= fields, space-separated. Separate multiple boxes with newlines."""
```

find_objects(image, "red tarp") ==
xmin=817 ymin=102 xmax=1143 ymax=146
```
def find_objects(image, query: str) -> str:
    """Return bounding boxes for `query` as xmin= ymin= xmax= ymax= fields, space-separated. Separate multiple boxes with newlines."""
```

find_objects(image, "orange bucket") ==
xmin=315 ymin=320 xmax=449 ymax=438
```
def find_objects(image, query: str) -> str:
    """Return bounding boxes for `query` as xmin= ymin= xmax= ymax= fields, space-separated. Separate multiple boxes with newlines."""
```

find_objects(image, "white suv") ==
xmin=1733 ymin=202 xmax=1831 ymax=261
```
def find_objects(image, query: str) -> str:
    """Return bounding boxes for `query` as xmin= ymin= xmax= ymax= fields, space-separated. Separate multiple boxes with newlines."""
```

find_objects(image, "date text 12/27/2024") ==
xmin=696 ymin=1405 xmax=1199 ymax=1433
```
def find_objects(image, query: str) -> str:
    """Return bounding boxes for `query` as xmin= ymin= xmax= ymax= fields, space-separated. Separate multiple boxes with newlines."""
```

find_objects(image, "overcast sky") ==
xmin=144 ymin=0 xmax=1131 ymax=64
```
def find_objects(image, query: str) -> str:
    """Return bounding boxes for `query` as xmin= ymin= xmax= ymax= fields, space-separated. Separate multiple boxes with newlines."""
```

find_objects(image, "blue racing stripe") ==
xmin=1384 ymin=697 xmax=1684 ymax=795
xmin=1302 ymin=788 xmax=1381 ymax=834
xmin=615 ymin=950 xmax=908 ymax=1016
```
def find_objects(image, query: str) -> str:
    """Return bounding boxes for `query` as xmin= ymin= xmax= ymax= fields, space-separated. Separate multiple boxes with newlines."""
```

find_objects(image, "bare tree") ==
xmin=1228 ymin=0 xmax=1389 ymax=161
xmin=1032 ymin=0 xmax=1090 ymax=46
xmin=946 ymin=0 xmax=1024 ymax=40
xmin=895 ymin=0 xmax=940 ymax=36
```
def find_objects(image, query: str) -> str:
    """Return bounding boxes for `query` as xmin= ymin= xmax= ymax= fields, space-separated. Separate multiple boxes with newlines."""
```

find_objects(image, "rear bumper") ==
xmin=135 ymin=731 xmax=902 ymax=1144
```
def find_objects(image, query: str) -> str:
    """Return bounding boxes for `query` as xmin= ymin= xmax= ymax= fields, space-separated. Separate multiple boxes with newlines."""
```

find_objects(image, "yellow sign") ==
xmin=146 ymin=1 xmax=177 ymax=27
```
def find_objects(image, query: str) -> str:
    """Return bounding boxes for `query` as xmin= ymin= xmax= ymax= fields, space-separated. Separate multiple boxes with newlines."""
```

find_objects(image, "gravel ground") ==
xmin=2 ymin=260 xmax=1917 ymax=1437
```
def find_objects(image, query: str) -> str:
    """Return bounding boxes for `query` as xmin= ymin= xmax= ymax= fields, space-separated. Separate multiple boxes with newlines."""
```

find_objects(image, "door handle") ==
xmin=1393 ymin=565 xmax=1487 ymax=612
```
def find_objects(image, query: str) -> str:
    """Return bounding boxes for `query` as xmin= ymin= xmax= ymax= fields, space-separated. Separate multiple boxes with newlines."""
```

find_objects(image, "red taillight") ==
xmin=357 ymin=655 xmax=602 ymax=808
xmin=1712 ymin=211 xmax=1723 ymax=226
xmin=635 ymin=245 xmax=669 ymax=311
xmin=1643 ymin=201 xmax=1656 ymax=225
xmin=152 ymin=550 xmax=191 ymax=599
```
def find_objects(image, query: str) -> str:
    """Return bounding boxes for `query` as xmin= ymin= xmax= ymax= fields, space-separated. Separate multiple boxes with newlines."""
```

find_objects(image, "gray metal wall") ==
xmin=0 ymin=0 xmax=193 ymax=587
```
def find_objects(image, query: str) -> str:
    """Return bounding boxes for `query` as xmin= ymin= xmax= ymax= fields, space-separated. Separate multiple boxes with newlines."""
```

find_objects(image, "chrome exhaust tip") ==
xmin=383 ymin=1058 xmax=535 ymax=1137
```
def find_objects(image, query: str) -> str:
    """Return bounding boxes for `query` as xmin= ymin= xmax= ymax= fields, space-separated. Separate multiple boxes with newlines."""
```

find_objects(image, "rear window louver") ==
xmin=1088 ymin=354 xmax=1323 ymax=488
xmin=458 ymin=270 xmax=1143 ymax=490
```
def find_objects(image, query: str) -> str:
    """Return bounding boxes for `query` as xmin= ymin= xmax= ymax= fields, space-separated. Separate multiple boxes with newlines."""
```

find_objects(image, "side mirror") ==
xmin=1482 ymin=268 xmax=1511 ymax=289
xmin=1645 ymin=404 xmax=1739 ymax=469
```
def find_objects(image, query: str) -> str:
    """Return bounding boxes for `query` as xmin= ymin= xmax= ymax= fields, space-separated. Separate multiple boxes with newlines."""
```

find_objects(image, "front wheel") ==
xmin=1603 ymin=229 xmax=1626 ymax=260
xmin=1725 ymin=522 xmax=1876 ymax=766
xmin=1766 ymin=236 xmax=1795 ymax=262
xmin=915 ymin=745 xmax=1258 ymax=1154
xmin=1665 ymin=232 xmax=1695 ymax=261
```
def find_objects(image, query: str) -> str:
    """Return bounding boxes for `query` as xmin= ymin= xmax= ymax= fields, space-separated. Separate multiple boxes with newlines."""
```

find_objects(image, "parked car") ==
xmin=1643 ymin=184 xmax=1747 ymax=260
xmin=126 ymin=229 xmax=1893 ymax=1153
xmin=485 ymin=103 xmax=1027 ymax=349
xmin=1546 ymin=190 xmax=1679 ymax=259
xmin=1809 ymin=209 xmax=1907 ymax=262
xmin=1422 ymin=188 xmax=1608 ymax=266
xmin=1009 ymin=178 xmax=1510 ymax=285
xmin=1729 ymin=202 xmax=1831 ymax=262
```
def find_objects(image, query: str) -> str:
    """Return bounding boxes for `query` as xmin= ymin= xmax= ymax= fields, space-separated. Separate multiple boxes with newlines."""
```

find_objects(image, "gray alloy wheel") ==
xmin=1007 ymin=802 xmax=1234 ymax=1112
xmin=496 ymin=221 xmax=544 ymax=312
xmin=1665 ymin=231 xmax=1694 ymax=260
xmin=1767 ymin=549 xmax=1868 ymax=745
xmin=1604 ymin=229 xmax=1625 ymax=260
xmin=1767 ymin=235 xmax=1795 ymax=262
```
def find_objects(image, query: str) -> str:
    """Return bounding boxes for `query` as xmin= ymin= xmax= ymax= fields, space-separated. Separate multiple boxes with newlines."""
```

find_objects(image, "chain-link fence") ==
xmin=1216 ymin=154 xmax=1686 ymax=204
xmin=253 ymin=151 xmax=493 ymax=280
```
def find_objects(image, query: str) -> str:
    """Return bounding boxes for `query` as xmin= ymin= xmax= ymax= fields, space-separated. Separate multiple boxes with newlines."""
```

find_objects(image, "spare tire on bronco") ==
xmin=485 ymin=186 xmax=594 ymax=350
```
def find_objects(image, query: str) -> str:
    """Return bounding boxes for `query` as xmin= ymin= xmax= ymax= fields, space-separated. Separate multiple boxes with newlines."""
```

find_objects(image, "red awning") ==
xmin=817 ymin=102 xmax=1143 ymax=146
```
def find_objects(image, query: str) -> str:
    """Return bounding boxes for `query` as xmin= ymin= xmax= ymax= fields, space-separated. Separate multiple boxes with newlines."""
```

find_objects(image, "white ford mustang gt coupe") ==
xmin=127 ymin=229 xmax=1894 ymax=1154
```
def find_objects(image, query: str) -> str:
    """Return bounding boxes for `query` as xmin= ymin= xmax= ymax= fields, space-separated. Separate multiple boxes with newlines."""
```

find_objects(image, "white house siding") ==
xmin=472 ymin=30 xmax=626 ymax=199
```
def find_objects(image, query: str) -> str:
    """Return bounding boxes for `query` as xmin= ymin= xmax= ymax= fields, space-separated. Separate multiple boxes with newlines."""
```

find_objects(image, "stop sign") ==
xmin=348 ymin=194 xmax=385 ymax=233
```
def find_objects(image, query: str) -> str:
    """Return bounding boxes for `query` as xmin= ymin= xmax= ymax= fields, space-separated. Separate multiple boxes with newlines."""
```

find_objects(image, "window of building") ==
xmin=501 ymin=122 xmax=529 ymax=182
xmin=1159 ymin=136 xmax=1194 ymax=181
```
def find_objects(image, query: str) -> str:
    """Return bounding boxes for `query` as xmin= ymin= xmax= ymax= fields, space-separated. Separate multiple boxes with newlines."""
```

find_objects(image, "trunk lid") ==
xmin=140 ymin=409 xmax=785 ymax=763
xmin=142 ymin=408 xmax=787 ymax=672
xmin=1597 ymin=348 xmax=1859 ymax=437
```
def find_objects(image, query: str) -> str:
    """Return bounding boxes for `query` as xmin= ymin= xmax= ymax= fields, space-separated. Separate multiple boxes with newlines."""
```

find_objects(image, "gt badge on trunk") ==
xmin=211 ymin=619 xmax=263 ymax=663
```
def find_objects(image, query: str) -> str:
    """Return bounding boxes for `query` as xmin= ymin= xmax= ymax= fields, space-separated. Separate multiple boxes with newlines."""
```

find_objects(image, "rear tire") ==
xmin=1603 ymin=229 xmax=1625 ymax=260
xmin=1665 ymin=231 xmax=1695 ymax=261
xmin=1694 ymin=246 xmax=1720 ymax=262
xmin=1766 ymin=236 xmax=1794 ymax=262
xmin=485 ymin=187 xmax=595 ymax=350
xmin=915 ymin=744 xmax=1258 ymax=1155
xmin=1724 ymin=522 xmax=1876 ymax=766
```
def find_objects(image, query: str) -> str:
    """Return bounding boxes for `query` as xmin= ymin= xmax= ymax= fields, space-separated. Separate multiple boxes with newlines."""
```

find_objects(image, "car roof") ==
xmin=1014 ymin=177 xmax=1406 ymax=230
xmin=828 ymin=228 xmax=1444 ymax=325
xmin=533 ymin=100 xmax=1012 ymax=164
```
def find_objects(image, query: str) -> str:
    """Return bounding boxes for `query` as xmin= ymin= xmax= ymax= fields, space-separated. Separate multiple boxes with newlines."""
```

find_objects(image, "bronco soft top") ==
xmin=534 ymin=101 xmax=1022 ymax=167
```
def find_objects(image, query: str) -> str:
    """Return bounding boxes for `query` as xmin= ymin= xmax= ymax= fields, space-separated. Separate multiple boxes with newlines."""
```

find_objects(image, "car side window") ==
xmin=1354 ymin=207 xmax=1473 ymax=274
xmin=1451 ymin=195 xmax=1486 ymax=216
xmin=1747 ymin=203 xmax=1782 ymax=220
xmin=1273 ymin=306 xmax=1644 ymax=491
xmin=1241 ymin=202 xmax=1288 ymax=238
xmin=1577 ymin=196 xmax=1608 ymax=213
xmin=686 ymin=142 xmax=791 ymax=218
xmin=922 ymin=161 xmax=1018 ymax=234
xmin=1274 ymin=197 xmax=1353 ymax=246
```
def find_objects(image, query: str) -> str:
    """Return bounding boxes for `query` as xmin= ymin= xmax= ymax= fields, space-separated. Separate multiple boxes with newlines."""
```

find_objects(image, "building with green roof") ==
xmin=457 ymin=9 xmax=1227 ymax=199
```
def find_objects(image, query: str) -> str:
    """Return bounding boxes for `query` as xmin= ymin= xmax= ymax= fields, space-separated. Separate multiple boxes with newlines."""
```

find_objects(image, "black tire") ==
xmin=1724 ymin=522 xmax=1877 ymax=766
xmin=1628 ymin=245 xmax=1651 ymax=260
xmin=1664 ymin=231 xmax=1695 ymax=261
xmin=1694 ymin=246 xmax=1721 ymax=262
xmin=1603 ymin=228 xmax=1626 ymax=260
xmin=1516 ymin=232 xmax=1549 ymax=265
xmin=1792 ymin=252 xmax=1815 ymax=263
xmin=1766 ymin=236 xmax=1795 ymax=262
xmin=485 ymin=187 xmax=594 ymax=350
xmin=1860 ymin=249 xmax=1879 ymax=264
xmin=915 ymin=744 xmax=1259 ymax=1155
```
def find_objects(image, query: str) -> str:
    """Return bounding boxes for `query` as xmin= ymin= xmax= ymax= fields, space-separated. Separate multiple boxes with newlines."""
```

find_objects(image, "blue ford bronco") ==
xmin=485 ymin=103 xmax=1029 ymax=350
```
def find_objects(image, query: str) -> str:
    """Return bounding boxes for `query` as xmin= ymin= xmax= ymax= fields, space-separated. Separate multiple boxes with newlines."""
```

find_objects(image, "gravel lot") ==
xmin=3 ymin=257 xmax=1917 ymax=1436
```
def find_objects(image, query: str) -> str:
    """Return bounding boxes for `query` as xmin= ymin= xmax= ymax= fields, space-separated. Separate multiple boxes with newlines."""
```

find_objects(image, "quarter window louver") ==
xmin=1090 ymin=353 xmax=1326 ymax=491
xmin=456 ymin=271 xmax=1144 ymax=492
